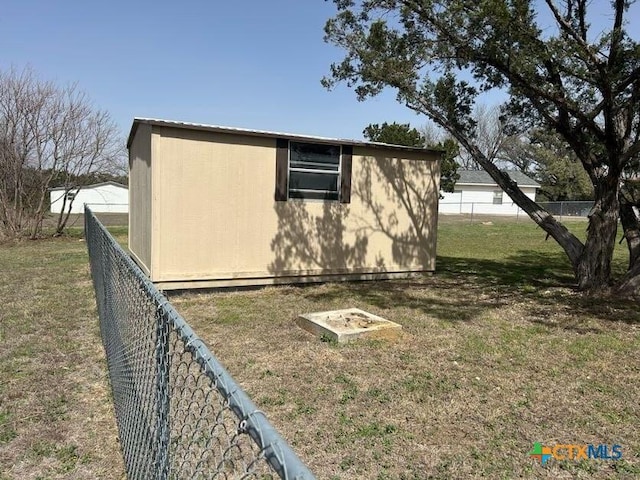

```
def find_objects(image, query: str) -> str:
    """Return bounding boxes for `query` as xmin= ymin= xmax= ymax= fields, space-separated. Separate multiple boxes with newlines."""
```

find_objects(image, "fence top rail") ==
xmin=85 ymin=206 xmax=315 ymax=480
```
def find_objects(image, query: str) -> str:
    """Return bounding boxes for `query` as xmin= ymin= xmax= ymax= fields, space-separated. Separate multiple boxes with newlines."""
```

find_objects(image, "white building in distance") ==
xmin=50 ymin=181 xmax=128 ymax=214
xmin=440 ymin=170 xmax=539 ymax=215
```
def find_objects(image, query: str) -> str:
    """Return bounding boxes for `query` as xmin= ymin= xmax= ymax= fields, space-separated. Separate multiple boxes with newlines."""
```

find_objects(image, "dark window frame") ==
xmin=275 ymin=139 xmax=352 ymax=204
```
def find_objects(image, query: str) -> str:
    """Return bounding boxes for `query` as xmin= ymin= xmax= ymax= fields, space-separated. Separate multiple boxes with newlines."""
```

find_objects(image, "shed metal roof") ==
xmin=127 ymin=118 xmax=443 ymax=156
xmin=457 ymin=169 xmax=540 ymax=187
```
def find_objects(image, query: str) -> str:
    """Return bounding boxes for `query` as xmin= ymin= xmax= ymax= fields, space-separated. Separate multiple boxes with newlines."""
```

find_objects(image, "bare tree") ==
xmin=496 ymin=134 xmax=538 ymax=175
xmin=457 ymin=104 xmax=509 ymax=170
xmin=419 ymin=121 xmax=447 ymax=146
xmin=0 ymin=68 xmax=56 ymax=238
xmin=50 ymin=88 xmax=124 ymax=235
xmin=0 ymin=67 xmax=123 ymax=239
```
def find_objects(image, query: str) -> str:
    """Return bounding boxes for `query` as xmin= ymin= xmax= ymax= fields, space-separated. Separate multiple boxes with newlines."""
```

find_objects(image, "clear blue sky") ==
xmin=0 ymin=0 xmax=424 ymax=143
xmin=1 ymin=1 xmax=635 ymax=144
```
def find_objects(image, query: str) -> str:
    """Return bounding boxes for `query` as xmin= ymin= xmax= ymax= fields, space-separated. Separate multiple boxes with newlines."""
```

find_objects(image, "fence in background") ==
xmin=85 ymin=207 xmax=314 ymax=480
xmin=439 ymin=201 xmax=593 ymax=223
xmin=82 ymin=202 xmax=129 ymax=213
xmin=537 ymin=201 xmax=593 ymax=218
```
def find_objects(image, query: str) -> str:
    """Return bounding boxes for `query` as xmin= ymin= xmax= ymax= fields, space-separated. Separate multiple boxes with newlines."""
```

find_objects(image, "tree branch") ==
xmin=543 ymin=0 xmax=603 ymax=69
xmin=402 ymin=0 xmax=606 ymax=141
xmin=608 ymin=0 xmax=626 ymax=71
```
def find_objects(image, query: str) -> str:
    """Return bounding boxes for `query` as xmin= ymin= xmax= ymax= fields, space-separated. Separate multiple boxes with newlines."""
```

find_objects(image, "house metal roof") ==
xmin=49 ymin=181 xmax=128 ymax=191
xmin=457 ymin=169 xmax=540 ymax=187
xmin=127 ymin=118 xmax=443 ymax=156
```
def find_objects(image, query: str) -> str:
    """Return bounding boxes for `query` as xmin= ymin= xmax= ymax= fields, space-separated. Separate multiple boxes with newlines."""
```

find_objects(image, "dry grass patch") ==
xmin=1 ymin=218 xmax=638 ymax=479
xmin=0 ymin=231 xmax=125 ymax=480
xmin=171 ymin=281 xmax=639 ymax=479
xmin=170 ymin=220 xmax=640 ymax=479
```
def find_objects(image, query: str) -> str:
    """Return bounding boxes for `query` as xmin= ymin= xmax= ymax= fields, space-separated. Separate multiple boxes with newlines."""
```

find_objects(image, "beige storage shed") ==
xmin=127 ymin=118 xmax=442 ymax=289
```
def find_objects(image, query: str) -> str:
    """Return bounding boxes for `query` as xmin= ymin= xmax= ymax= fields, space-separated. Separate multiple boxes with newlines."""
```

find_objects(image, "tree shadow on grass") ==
xmin=437 ymin=251 xmax=576 ymax=289
xmin=299 ymin=250 xmax=640 ymax=327
xmin=297 ymin=270 xmax=511 ymax=323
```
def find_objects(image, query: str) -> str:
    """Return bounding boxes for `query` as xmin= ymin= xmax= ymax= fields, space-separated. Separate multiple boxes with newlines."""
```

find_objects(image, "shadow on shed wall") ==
xmin=268 ymin=153 xmax=438 ymax=276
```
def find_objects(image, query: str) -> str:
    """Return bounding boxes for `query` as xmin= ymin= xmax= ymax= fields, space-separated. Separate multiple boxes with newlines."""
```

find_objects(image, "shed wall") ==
xmin=146 ymin=127 xmax=439 ymax=288
xmin=128 ymin=123 xmax=153 ymax=275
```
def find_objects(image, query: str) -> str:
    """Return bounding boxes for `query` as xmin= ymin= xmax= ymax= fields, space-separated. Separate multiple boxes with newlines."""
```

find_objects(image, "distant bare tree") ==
xmin=496 ymin=134 xmax=538 ymax=175
xmin=0 ymin=69 xmax=56 ymax=238
xmin=0 ymin=67 xmax=123 ymax=239
xmin=458 ymin=104 xmax=508 ymax=170
xmin=419 ymin=122 xmax=447 ymax=146
xmin=50 ymin=91 xmax=123 ymax=235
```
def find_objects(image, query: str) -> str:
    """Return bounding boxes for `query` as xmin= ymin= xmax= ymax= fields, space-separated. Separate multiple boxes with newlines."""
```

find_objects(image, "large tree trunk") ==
xmin=616 ymin=261 xmax=640 ymax=297
xmin=414 ymin=103 xmax=627 ymax=295
xmin=619 ymin=196 xmax=640 ymax=269
xmin=462 ymin=139 xmax=628 ymax=292
xmin=575 ymin=175 xmax=620 ymax=290
xmin=456 ymin=141 xmax=585 ymax=270
xmin=616 ymin=196 xmax=640 ymax=297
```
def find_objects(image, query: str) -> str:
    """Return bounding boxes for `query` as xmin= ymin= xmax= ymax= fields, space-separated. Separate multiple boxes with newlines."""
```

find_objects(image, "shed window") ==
xmin=275 ymin=139 xmax=352 ymax=203
xmin=289 ymin=142 xmax=340 ymax=201
xmin=493 ymin=190 xmax=503 ymax=205
xmin=66 ymin=192 xmax=76 ymax=202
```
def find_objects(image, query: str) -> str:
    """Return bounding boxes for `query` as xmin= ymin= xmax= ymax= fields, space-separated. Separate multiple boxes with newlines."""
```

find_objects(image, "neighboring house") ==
xmin=439 ymin=170 xmax=539 ymax=215
xmin=127 ymin=118 xmax=442 ymax=289
xmin=49 ymin=181 xmax=128 ymax=214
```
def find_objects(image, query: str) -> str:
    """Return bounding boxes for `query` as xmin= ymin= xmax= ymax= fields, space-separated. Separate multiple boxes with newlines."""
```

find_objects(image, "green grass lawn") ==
xmin=438 ymin=216 xmax=629 ymax=285
xmin=0 ymin=219 xmax=638 ymax=479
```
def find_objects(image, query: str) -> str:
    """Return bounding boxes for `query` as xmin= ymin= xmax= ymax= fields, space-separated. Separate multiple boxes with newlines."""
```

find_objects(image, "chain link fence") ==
xmin=439 ymin=200 xmax=593 ymax=223
xmin=536 ymin=201 xmax=593 ymax=218
xmin=85 ymin=207 xmax=314 ymax=479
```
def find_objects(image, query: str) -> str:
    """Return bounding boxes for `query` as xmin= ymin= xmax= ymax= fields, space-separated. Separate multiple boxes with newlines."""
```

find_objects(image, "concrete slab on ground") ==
xmin=297 ymin=308 xmax=402 ymax=343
